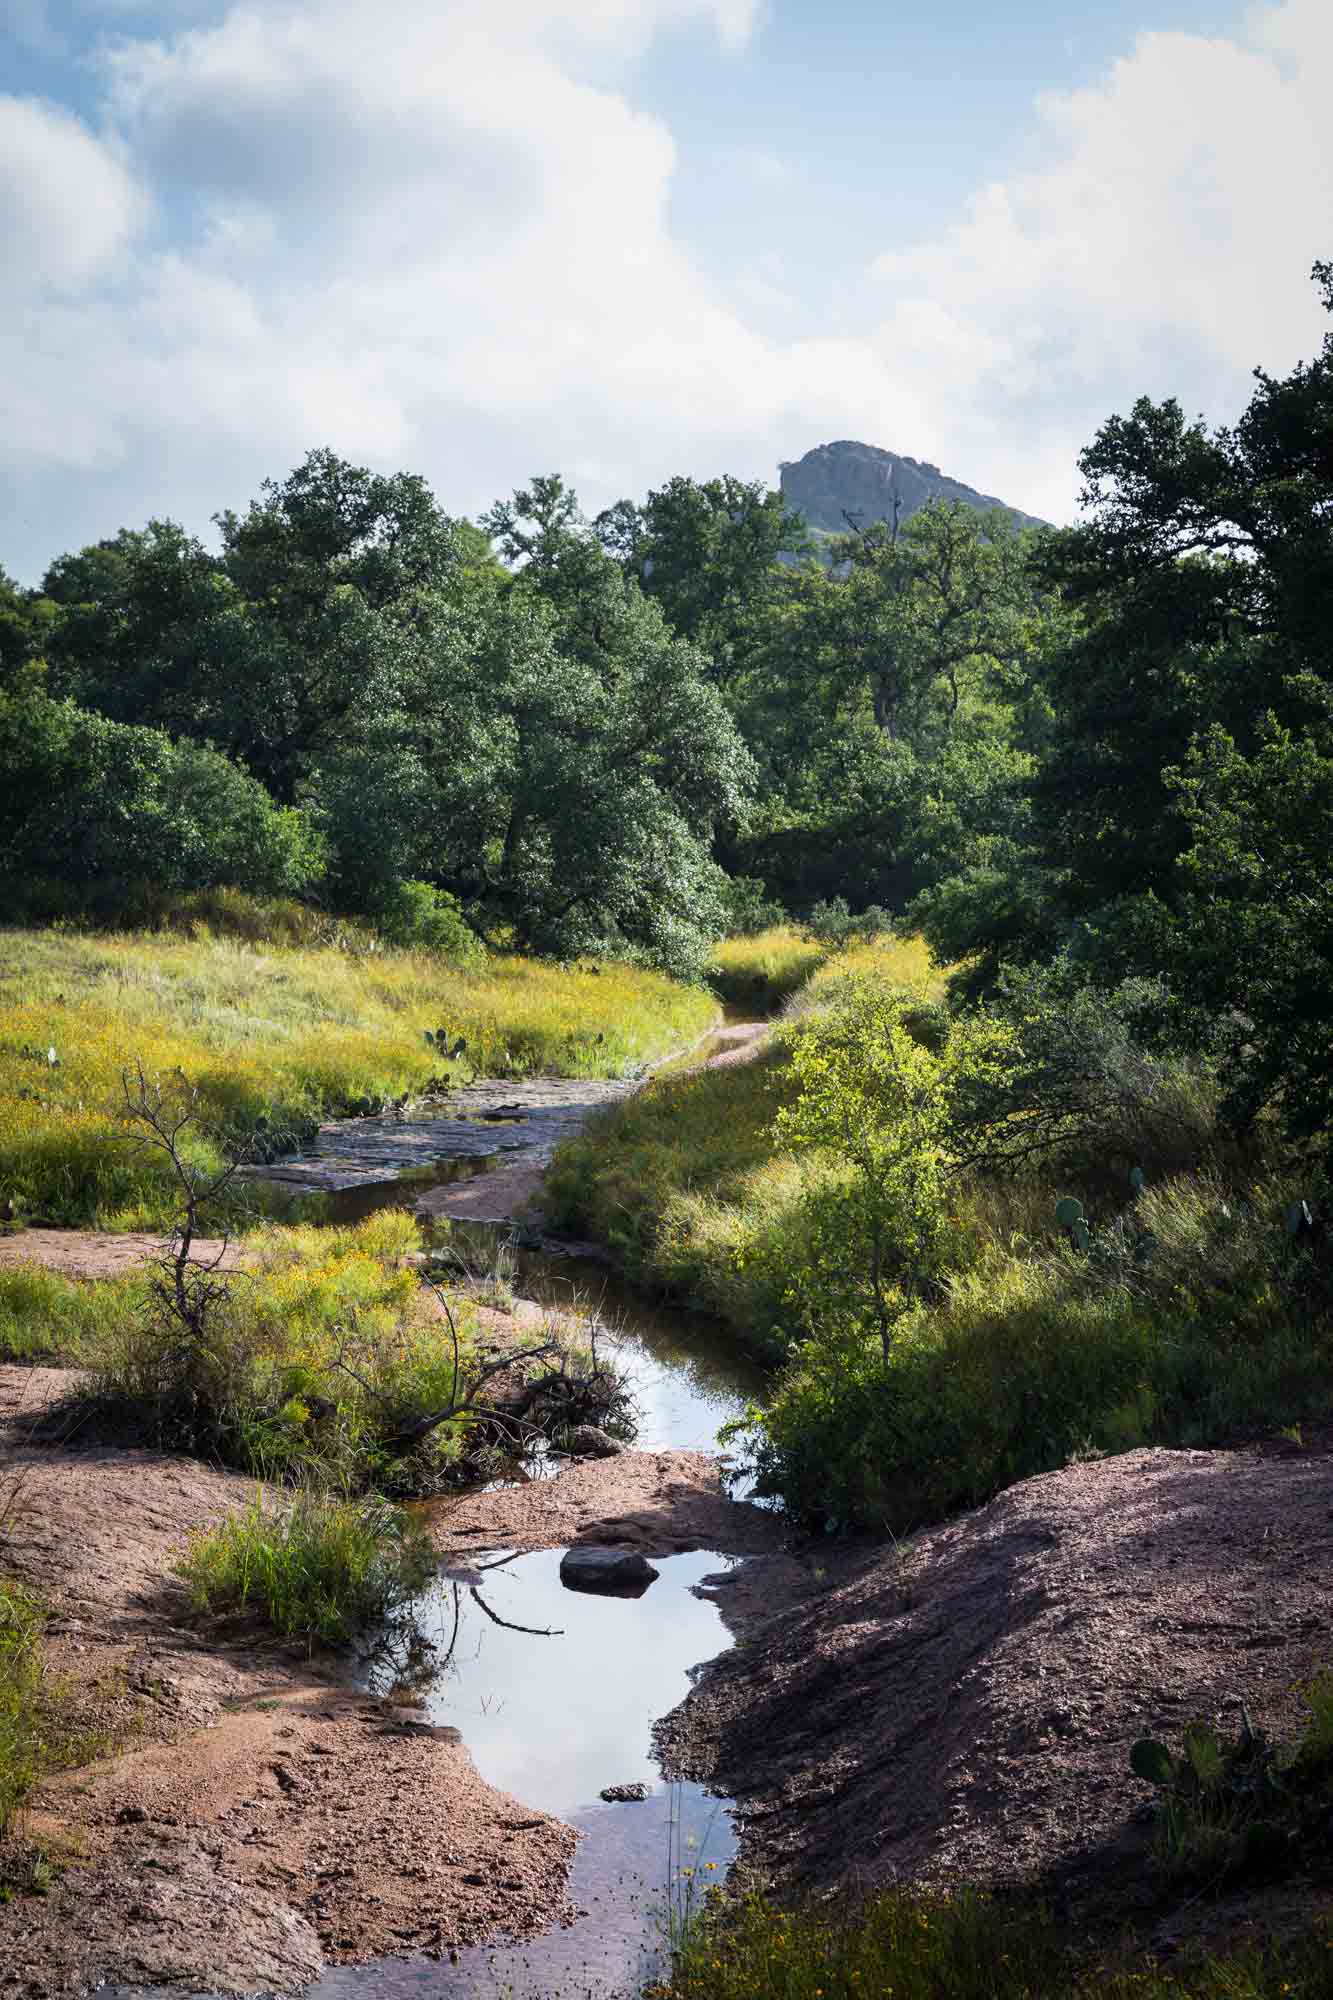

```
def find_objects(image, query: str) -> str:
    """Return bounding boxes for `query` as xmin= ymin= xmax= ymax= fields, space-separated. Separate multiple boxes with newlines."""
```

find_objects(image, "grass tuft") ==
xmin=176 ymin=1488 xmax=436 ymax=1648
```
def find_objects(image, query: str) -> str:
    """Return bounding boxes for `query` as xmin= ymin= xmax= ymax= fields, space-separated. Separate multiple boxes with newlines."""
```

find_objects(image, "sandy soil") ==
xmin=0 ymin=1367 xmax=788 ymax=1998
xmin=659 ymin=1440 xmax=1333 ymax=1929
xmin=0 ymin=1230 xmax=241 ymax=1282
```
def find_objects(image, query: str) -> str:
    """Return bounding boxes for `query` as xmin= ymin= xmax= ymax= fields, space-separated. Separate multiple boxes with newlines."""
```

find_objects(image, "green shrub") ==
xmin=718 ymin=875 xmax=787 ymax=937
xmin=91 ymin=1211 xmax=483 ymax=1492
xmin=370 ymin=880 xmax=484 ymax=965
xmin=773 ymin=985 xmax=1013 ymax=1362
xmin=733 ymin=1179 xmax=1333 ymax=1532
xmin=175 ymin=1488 xmax=436 ymax=1647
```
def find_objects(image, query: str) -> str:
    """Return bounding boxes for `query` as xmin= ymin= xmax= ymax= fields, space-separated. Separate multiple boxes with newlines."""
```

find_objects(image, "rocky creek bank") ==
xmin=0 ymin=1362 xmax=793 ymax=1999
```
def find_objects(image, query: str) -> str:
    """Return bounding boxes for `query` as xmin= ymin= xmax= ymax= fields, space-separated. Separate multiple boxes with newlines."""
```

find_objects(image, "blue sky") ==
xmin=2 ymin=0 xmax=1329 ymax=579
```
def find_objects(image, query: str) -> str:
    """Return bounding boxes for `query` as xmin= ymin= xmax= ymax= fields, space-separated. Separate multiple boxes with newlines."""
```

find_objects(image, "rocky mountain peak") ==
xmin=779 ymin=439 xmax=1045 ymax=537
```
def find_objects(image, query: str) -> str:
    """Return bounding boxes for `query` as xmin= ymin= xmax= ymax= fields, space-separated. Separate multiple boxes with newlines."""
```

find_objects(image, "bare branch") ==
xmin=468 ymin=1585 xmax=563 ymax=1638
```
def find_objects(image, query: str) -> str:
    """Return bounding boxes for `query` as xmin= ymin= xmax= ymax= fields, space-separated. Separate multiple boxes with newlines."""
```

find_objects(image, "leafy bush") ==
xmin=773 ymin=986 xmax=1013 ymax=1361
xmin=547 ymin=938 xmax=951 ymax=1354
xmin=733 ymin=1172 xmax=1333 ymax=1532
xmin=92 ymin=1211 xmax=485 ymax=1491
xmin=954 ymin=964 xmax=1225 ymax=1184
xmin=0 ymin=689 xmax=324 ymax=898
xmin=718 ymin=875 xmax=787 ymax=937
xmin=370 ymin=880 xmax=483 ymax=965
xmin=175 ymin=1488 xmax=436 ymax=1647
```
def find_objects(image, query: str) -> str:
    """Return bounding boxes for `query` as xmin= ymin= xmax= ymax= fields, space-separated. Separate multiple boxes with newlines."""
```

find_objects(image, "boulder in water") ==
xmin=559 ymin=1545 xmax=659 ymax=1596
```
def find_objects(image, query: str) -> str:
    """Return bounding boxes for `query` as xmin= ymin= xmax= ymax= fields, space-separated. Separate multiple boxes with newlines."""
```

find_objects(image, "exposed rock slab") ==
xmin=659 ymin=1443 xmax=1333 ymax=1911
xmin=239 ymin=1078 xmax=636 ymax=1206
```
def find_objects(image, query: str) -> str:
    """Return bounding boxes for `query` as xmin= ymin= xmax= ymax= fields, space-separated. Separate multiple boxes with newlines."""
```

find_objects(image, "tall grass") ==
xmin=707 ymin=929 xmax=828 ymax=1013
xmin=0 ymin=1263 xmax=143 ymax=1364
xmin=656 ymin=1886 xmax=1333 ymax=2000
xmin=176 ymin=1488 xmax=435 ymax=1647
xmin=0 ymin=928 xmax=716 ymax=1228
xmin=0 ymin=1582 xmax=45 ymax=1841
xmin=786 ymin=930 xmax=944 ymax=1014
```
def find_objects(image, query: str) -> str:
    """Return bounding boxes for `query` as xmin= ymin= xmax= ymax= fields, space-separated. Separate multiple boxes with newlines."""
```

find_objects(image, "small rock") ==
xmin=559 ymin=1546 xmax=659 ymax=1597
xmin=599 ymin=1782 xmax=649 ymax=1803
xmin=117 ymin=1805 xmax=150 ymax=1824
xmin=564 ymin=1426 xmax=625 ymax=1458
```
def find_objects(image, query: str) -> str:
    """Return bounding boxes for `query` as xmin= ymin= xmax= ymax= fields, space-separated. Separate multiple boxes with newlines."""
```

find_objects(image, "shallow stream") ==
xmin=119 ymin=1086 xmax=768 ymax=2000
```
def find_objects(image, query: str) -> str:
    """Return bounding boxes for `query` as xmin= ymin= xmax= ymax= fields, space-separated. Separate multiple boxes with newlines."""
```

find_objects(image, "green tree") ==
xmin=0 ymin=688 xmax=323 ymax=897
xmin=314 ymin=578 xmax=754 ymax=975
xmin=0 ymin=565 xmax=56 ymax=688
xmin=775 ymin=988 xmax=1013 ymax=1360
xmin=597 ymin=474 xmax=809 ymax=684
xmin=968 ymin=260 xmax=1333 ymax=985
xmin=1156 ymin=682 xmax=1333 ymax=1150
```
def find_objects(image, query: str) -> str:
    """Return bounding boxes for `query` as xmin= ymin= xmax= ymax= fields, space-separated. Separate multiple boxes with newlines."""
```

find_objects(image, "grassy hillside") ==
xmin=0 ymin=928 xmax=716 ymax=1229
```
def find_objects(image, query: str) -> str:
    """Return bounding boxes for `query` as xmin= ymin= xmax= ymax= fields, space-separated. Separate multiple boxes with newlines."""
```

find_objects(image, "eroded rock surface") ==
xmin=661 ymin=1443 xmax=1333 ymax=1910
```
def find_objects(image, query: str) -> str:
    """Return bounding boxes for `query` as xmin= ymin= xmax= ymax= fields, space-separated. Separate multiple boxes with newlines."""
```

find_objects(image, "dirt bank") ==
xmin=0 ymin=1366 xmax=788 ymax=1998
xmin=0 ymin=1229 xmax=241 ymax=1282
xmin=659 ymin=1441 xmax=1333 ymax=1928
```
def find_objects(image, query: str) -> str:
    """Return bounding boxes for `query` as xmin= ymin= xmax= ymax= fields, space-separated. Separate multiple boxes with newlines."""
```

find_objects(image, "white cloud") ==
xmin=0 ymin=95 xmax=148 ymax=294
xmin=866 ymin=0 xmax=1332 ymax=519
xmin=0 ymin=0 xmax=1329 ymax=577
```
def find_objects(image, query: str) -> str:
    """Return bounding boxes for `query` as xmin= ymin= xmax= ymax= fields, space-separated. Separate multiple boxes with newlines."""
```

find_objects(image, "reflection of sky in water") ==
xmin=417 ymin=1547 xmax=736 ymax=1817
xmin=514 ymin=1253 xmax=769 ymax=1455
xmin=305 ymin=1550 xmax=738 ymax=2000
xmin=104 ymin=1269 xmax=762 ymax=2000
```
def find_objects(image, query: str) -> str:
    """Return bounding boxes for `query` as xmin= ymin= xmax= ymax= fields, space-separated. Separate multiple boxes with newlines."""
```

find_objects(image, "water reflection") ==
xmin=511 ymin=1253 xmax=767 ymax=1454
xmin=396 ymin=1546 xmax=734 ymax=1817
xmin=316 ymin=1547 xmax=738 ymax=2000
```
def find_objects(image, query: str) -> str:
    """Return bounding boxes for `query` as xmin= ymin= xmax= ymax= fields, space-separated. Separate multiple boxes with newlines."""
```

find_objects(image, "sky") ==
xmin=2 ymin=0 xmax=1330 ymax=581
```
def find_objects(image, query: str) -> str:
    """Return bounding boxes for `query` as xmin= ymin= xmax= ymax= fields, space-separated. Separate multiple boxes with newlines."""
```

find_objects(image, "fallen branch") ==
xmin=468 ymin=1585 xmax=563 ymax=1638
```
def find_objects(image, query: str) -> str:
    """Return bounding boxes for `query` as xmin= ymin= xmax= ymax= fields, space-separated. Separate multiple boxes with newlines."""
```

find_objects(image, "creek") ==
xmin=114 ymin=1073 xmax=768 ymax=1999
xmin=302 ymin=1241 xmax=764 ymax=2000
